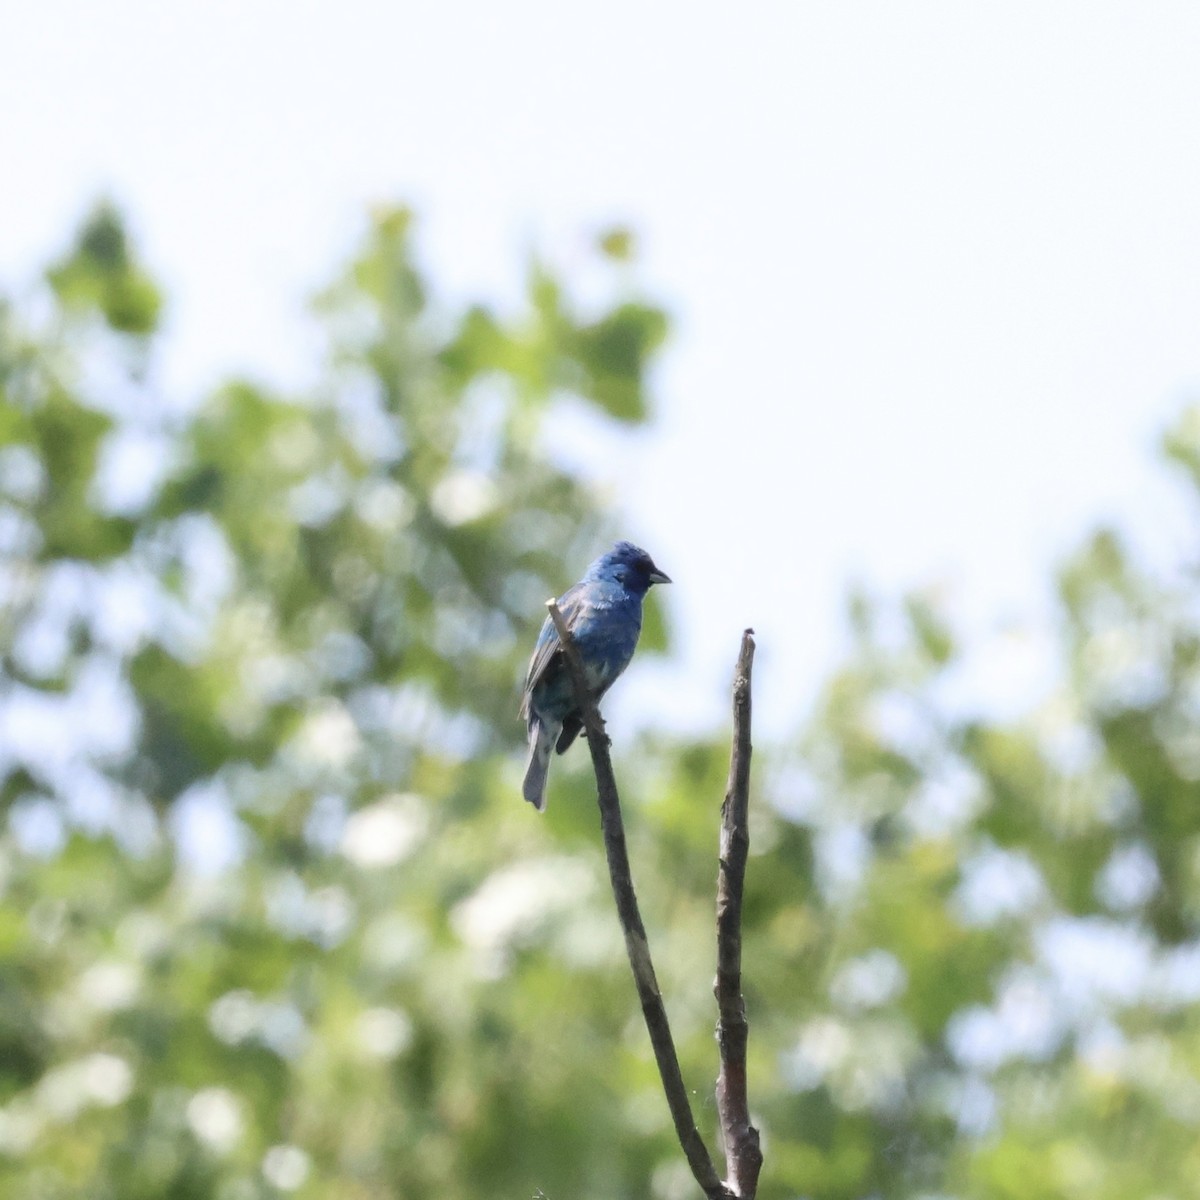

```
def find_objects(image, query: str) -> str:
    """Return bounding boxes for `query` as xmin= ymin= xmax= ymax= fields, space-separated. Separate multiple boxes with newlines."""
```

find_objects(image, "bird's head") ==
xmin=590 ymin=541 xmax=672 ymax=595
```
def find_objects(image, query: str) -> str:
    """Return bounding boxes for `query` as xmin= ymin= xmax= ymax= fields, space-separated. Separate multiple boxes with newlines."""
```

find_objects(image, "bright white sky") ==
xmin=5 ymin=2 xmax=1200 ymax=740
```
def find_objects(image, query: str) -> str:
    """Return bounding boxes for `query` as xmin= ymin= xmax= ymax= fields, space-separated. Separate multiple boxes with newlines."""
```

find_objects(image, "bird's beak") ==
xmin=648 ymin=566 xmax=672 ymax=585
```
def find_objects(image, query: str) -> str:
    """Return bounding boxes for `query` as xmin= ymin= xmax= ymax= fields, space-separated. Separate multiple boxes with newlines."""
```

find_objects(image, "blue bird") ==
xmin=520 ymin=541 xmax=671 ymax=810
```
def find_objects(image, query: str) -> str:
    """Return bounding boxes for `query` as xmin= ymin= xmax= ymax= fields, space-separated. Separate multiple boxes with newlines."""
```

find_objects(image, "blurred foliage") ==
xmin=46 ymin=202 xmax=163 ymax=336
xmin=1 ymin=204 xmax=1200 ymax=1199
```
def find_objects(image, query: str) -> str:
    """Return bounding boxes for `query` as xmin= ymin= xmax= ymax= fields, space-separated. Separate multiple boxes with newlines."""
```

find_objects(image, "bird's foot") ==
xmin=583 ymin=717 xmax=610 ymax=747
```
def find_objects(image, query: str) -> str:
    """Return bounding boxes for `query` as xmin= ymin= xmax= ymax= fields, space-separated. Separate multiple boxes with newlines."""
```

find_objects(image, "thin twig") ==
xmin=714 ymin=629 xmax=762 ymax=1198
xmin=546 ymin=601 xmax=733 ymax=1200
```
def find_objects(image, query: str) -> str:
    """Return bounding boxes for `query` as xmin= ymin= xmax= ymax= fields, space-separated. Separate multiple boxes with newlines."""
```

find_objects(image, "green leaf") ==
xmin=47 ymin=202 xmax=163 ymax=334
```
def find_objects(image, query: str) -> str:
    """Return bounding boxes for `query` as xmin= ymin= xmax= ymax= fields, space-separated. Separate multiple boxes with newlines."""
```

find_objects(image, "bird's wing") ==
xmin=520 ymin=581 xmax=587 ymax=719
xmin=555 ymin=713 xmax=583 ymax=754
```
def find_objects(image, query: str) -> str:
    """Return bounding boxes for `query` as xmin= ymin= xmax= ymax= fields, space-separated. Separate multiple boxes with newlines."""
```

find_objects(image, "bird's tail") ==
xmin=522 ymin=718 xmax=556 ymax=811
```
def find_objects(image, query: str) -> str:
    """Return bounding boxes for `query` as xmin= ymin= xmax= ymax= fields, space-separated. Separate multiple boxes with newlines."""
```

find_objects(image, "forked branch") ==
xmin=545 ymin=602 xmax=760 ymax=1199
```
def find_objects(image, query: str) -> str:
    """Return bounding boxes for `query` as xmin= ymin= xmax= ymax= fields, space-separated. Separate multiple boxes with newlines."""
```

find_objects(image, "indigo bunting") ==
xmin=521 ymin=541 xmax=671 ymax=810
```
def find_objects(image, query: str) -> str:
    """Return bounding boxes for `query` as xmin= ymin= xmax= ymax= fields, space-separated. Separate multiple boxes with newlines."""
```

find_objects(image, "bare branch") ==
xmin=545 ymin=600 xmax=733 ymax=1200
xmin=714 ymin=629 xmax=762 ymax=1198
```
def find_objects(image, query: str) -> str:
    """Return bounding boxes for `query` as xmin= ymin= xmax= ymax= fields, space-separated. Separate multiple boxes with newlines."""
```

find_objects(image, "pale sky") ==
xmin=5 ymin=2 xmax=1200 ymax=739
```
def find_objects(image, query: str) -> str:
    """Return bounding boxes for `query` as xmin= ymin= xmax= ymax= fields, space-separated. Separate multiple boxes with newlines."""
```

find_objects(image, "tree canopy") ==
xmin=0 ymin=205 xmax=1198 ymax=1199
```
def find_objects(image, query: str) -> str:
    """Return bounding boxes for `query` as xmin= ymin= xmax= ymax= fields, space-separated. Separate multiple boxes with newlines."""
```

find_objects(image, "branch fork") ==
xmin=546 ymin=601 xmax=761 ymax=1199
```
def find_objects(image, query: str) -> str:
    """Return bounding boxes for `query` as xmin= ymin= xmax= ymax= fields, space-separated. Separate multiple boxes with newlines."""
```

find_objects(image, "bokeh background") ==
xmin=3 ymin=4 xmax=1200 ymax=1198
